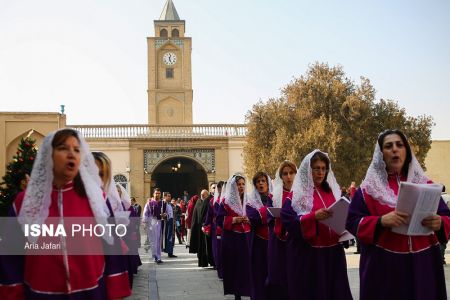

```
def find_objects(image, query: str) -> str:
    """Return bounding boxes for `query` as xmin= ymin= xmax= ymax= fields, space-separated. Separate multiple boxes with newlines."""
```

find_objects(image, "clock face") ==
xmin=163 ymin=52 xmax=177 ymax=65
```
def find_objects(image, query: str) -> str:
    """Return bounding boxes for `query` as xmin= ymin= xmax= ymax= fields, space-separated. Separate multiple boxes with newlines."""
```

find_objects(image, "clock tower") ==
xmin=147 ymin=0 xmax=193 ymax=125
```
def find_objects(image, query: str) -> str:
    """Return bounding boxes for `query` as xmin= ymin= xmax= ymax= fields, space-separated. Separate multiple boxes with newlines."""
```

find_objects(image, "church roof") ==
xmin=159 ymin=0 xmax=180 ymax=21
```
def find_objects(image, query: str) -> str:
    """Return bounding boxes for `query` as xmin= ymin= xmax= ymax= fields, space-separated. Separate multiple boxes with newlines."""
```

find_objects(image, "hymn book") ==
xmin=392 ymin=182 xmax=443 ymax=236
xmin=319 ymin=197 xmax=355 ymax=242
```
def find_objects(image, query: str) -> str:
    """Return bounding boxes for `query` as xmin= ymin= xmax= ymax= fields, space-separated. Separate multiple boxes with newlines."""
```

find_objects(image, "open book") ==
xmin=392 ymin=182 xmax=443 ymax=236
xmin=319 ymin=197 xmax=354 ymax=242
xmin=267 ymin=207 xmax=281 ymax=218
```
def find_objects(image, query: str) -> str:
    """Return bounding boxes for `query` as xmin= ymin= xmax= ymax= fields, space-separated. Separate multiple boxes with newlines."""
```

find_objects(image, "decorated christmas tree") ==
xmin=0 ymin=135 xmax=37 ymax=216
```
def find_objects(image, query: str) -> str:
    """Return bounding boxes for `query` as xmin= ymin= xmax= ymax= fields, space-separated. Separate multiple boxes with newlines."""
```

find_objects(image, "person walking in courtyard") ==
xmin=0 ymin=128 xmax=131 ymax=299
xmin=185 ymin=194 xmax=198 ymax=249
xmin=246 ymin=172 xmax=271 ymax=300
xmin=217 ymin=175 xmax=251 ymax=300
xmin=281 ymin=150 xmax=352 ymax=300
xmin=266 ymin=160 xmax=297 ymax=300
xmin=143 ymin=188 xmax=164 ymax=263
xmin=346 ymin=129 xmax=450 ymax=299
xmin=162 ymin=192 xmax=177 ymax=258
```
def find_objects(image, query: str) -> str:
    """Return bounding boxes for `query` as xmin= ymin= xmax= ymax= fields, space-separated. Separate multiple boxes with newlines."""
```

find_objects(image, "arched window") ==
xmin=160 ymin=29 xmax=168 ymax=38
xmin=114 ymin=174 xmax=128 ymax=190
xmin=171 ymin=28 xmax=179 ymax=38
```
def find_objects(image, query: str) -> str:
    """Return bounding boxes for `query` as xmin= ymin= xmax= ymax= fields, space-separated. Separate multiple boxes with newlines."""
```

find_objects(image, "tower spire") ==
xmin=159 ymin=0 xmax=180 ymax=21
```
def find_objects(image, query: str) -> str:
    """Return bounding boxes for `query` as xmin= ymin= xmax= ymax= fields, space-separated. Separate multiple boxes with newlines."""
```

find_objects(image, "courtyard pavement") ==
xmin=129 ymin=242 xmax=450 ymax=300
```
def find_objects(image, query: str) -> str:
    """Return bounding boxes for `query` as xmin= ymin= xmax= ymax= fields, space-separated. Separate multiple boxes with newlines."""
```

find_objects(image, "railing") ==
xmin=68 ymin=124 xmax=247 ymax=139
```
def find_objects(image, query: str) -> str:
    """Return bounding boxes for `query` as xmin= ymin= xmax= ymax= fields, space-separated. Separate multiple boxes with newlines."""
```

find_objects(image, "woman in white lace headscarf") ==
xmin=346 ymin=129 xmax=450 ymax=300
xmin=245 ymin=171 xmax=272 ymax=300
xmin=217 ymin=174 xmax=251 ymax=300
xmin=280 ymin=149 xmax=352 ymax=300
xmin=266 ymin=160 xmax=296 ymax=300
xmin=203 ymin=181 xmax=225 ymax=279
xmin=0 ymin=128 xmax=131 ymax=300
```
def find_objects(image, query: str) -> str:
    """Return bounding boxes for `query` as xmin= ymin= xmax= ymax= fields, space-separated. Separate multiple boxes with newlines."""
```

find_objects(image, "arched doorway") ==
xmin=150 ymin=156 xmax=208 ymax=199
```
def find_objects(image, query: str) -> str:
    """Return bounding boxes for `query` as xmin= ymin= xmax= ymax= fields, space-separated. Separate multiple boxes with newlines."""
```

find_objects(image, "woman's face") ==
xmin=281 ymin=166 xmax=296 ymax=190
xmin=237 ymin=178 xmax=246 ymax=195
xmin=255 ymin=176 xmax=268 ymax=195
xmin=311 ymin=159 xmax=327 ymax=187
xmin=52 ymin=136 xmax=80 ymax=185
xmin=382 ymin=133 xmax=407 ymax=175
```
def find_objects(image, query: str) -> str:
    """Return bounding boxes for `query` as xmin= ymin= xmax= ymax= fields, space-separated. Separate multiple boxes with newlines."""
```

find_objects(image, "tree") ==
xmin=244 ymin=63 xmax=434 ymax=187
xmin=0 ymin=136 xmax=37 ymax=216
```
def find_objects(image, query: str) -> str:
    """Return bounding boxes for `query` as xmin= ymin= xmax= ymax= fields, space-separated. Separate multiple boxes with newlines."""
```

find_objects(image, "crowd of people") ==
xmin=1 ymin=127 xmax=450 ymax=300
xmin=181 ymin=129 xmax=450 ymax=300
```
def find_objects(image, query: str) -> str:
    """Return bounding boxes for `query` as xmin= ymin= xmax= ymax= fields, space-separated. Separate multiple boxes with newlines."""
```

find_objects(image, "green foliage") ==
xmin=0 ymin=137 xmax=37 ymax=216
xmin=244 ymin=62 xmax=434 ymax=187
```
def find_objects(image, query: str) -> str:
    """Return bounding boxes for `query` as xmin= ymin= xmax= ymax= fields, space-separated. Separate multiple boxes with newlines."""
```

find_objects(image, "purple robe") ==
xmin=214 ymin=202 xmax=224 ymax=279
xmin=281 ymin=194 xmax=353 ymax=300
xmin=217 ymin=203 xmax=251 ymax=297
xmin=123 ymin=205 xmax=142 ymax=287
xmin=246 ymin=204 xmax=269 ymax=300
xmin=204 ymin=199 xmax=219 ymax=268
xmin=346 ymin=187 xmax=450 ymax=300
xmin=266 ymin=196 xmax=289 ymax=300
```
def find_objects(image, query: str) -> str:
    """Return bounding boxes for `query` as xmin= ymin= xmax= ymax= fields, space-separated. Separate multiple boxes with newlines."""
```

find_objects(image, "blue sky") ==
xmin=0 ymin=0 xmax=449 ymax=139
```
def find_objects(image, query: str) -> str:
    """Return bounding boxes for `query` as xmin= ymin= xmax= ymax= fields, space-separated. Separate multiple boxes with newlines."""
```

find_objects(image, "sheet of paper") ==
xmin=392 ymin=182 xmax=442 ymax=236
xmin=338 ymin=230 xmax=355 ymax=242
xmin=267 ymin=207 xmax=281 ymax=218
xmin=319 ymin=197 xmax=350 ymax=235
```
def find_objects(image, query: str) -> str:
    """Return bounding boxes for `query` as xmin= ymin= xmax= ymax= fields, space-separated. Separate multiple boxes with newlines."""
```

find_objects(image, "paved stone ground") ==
xmin=129 ymin=243 xmax=450 ymax=300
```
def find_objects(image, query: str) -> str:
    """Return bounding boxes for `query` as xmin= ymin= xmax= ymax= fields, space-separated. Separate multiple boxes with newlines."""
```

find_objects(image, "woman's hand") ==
xmin=232 ymin=216 xmax=249 ymax=224
xmin=422 ymin=215 xmax=442 ymax=231
xmin=381 ymin=211 xmax=409 ymax=228
xmin=315 ymin=208 xmax=333 ymax=221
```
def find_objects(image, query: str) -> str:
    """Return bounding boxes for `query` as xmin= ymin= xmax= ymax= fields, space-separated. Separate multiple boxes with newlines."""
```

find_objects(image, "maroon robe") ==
xmin=217 ymin=203 xmax=251 ymax=297
xmin=281 ymin=187 xmax=352 ymax=300
xmin=346 ymin=175 xmax=450 ymax=299
xmin=246 ymin=195 xmax=270 ymax=300
xmin=0 ymin=183 xmax=131 ymax=300
xmin=266 ymin=190 xmax=291 ymax=300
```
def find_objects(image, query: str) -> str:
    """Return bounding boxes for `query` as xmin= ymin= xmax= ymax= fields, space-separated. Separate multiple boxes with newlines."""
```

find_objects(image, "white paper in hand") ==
xmin=392 ymin=182 xmax=442 ymax=236
xmin=267 ymin=207 xmax=281 ymax=218
xmin=319 ymin=197 xmax=351 ymax=236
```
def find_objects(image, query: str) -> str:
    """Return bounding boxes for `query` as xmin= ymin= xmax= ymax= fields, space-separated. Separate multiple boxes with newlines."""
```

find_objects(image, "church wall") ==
xmin=227 ymin=138 xmax=246 ymax=177
xmin=425 ymin=140 xmax=450 ymax=190
xmin=87 ymin=139 xmax=131 ymax=190
xmin=0 ymin=112 xmax=65 ymax=179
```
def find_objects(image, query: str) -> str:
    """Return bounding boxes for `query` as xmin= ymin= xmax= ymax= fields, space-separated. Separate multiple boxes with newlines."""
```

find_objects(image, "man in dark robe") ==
xmin=202 ymin=184 xmax=216 ymax=267
xmin=189 ymin=187 xmax=215 ymax=267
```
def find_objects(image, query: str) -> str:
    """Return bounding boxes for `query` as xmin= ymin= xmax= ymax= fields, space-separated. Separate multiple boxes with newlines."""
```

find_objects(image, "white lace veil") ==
xmin=224 ymin=174 xmax=247 ymax=216
xmin=361 ymin=133 xmax=429 ymax=207
xmin=116 ymin=184 xmax=131 ymax=211
xmin=247 ymin=173 xmax=273 ymax=210
xmin=104 ymin=171 xmax=123 ymax=214
xmin=18 ymin=128 xmax=113 ymax=244
xmin=291 ymin=149 xmax=341 ymax=215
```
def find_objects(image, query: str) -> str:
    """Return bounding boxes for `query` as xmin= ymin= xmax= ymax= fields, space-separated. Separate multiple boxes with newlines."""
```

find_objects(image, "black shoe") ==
xmin=185 ymin=245 xmax=189 ymax=249
xmin=156 ymin=260 xmax=163 ymax=264
xmin=168 ymin=254 xmax=177 ymax=258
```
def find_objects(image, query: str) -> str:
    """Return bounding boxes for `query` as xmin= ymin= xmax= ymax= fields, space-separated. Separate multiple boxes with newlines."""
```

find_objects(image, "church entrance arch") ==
xmin=150 ymin=156 xmax=208 ymax=200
